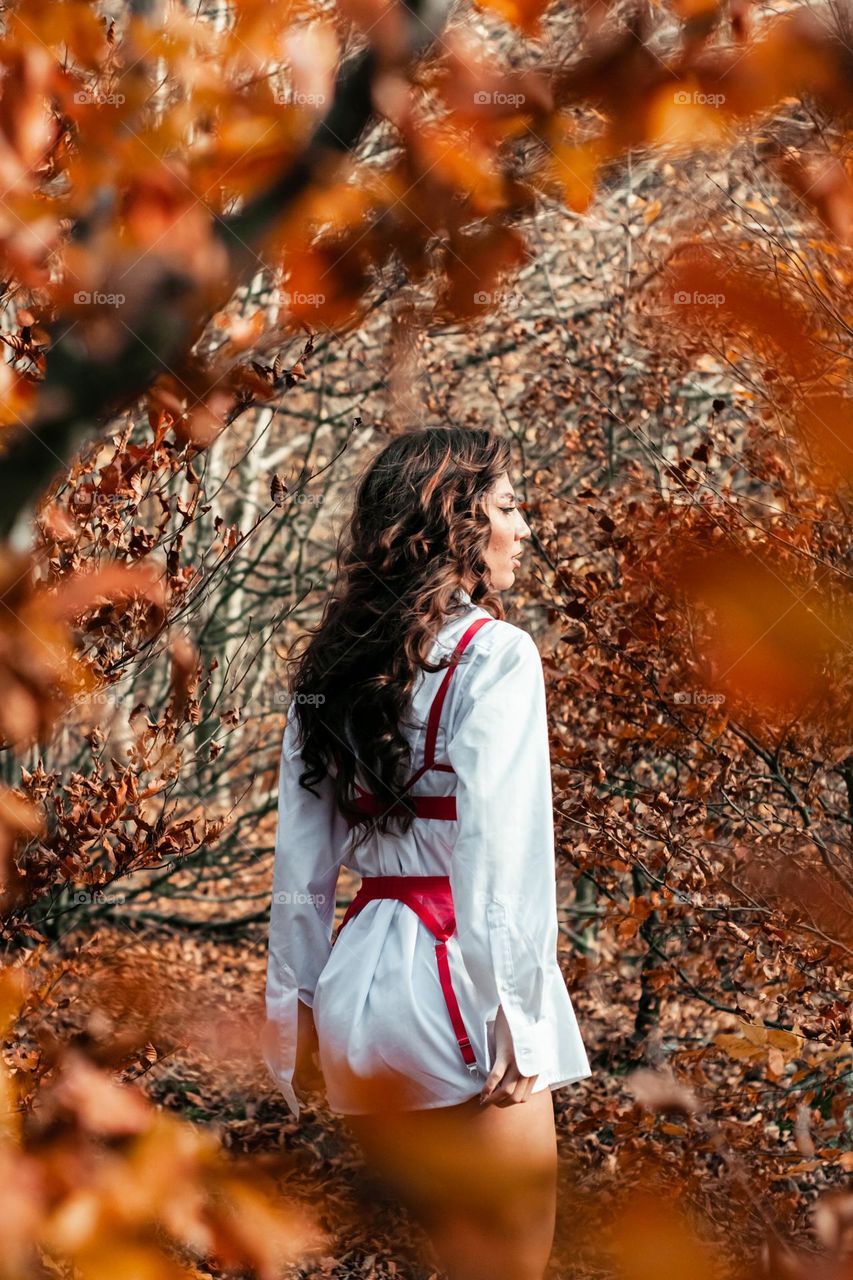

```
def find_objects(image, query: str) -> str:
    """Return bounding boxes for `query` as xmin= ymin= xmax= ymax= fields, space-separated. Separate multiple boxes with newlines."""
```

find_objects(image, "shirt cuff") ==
xmin=492 ymin=1006 xmax=554 ymax=1078
xmin=261 ymin=977 xmax=302 ymax=1121
xmin=486 ymin=902 xmax=553 ymax=1078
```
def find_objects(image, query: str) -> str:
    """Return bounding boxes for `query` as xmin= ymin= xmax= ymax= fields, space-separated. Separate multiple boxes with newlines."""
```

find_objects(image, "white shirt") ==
xmin=261 ymin=589 xmax=592 ymax=1118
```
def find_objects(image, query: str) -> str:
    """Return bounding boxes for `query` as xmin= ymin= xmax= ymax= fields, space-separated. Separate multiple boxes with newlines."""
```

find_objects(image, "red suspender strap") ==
xmin=344 ymin=613 xmax=493 ymax=826
xmin=335 ymin=875 xmax=479 ymax=1074
xmin=422 ymin=616 xmax=492 ymax=771
xmin=435 ymin=940 xmax=478 ymax=1070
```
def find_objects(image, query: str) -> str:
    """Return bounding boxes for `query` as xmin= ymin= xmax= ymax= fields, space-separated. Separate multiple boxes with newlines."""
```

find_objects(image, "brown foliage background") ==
xmin=3 ymin=0 xmax=853 ymax=1276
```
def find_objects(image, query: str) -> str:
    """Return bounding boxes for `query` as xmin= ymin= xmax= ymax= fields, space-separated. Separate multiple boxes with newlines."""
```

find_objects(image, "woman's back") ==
xmin=264 ymin=588 xmax=591 ymax=1117
xmin=343 ymin=592 xmax=498 ymax=878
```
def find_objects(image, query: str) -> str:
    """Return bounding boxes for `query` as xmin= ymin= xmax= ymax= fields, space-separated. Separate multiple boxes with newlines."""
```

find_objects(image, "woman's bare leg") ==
xmin=345 ymin=1089 xmax=557 ymax=1280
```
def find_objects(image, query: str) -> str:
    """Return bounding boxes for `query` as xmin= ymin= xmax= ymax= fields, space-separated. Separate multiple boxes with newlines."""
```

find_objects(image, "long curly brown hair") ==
xmin=286 ymin=426 xmax=512 ymax=846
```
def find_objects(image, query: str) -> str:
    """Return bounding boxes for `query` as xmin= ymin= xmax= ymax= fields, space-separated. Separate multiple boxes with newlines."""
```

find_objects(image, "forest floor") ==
xmin=47 ymin=845 xmax=833 ymax=1280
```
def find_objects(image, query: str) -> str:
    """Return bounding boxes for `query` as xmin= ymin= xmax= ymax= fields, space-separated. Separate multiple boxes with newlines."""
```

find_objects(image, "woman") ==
xmin=262 ymin=427 xmax=591 ymax=1280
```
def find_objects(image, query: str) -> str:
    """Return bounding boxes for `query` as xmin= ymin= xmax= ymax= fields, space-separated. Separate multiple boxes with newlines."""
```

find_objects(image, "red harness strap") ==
xmin=336 ymin=875 xmax=479 ymax=1074
xmin=334 ymin=614 xmax=495 ymax=1076
xmin=347 ymin=615 xmax=493 ymax=827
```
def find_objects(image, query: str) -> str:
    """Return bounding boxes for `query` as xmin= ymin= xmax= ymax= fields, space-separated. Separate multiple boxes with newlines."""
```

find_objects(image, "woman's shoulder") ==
xmin=452 ymin=605 xmax=539 ymax=656
xmin=444 ymin=607 xmax=541 ymax=686
xmin=442 ymin=614 xmax=542 ymax=741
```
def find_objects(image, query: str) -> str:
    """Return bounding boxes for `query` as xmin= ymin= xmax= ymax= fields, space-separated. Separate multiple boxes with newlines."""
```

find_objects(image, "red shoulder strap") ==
xmin=422 ymin=616 xmax=492 ymax=769
xmin=345 ymin=615 xmax=495 ymax=826
xmin=401 ymin=616 xmax=493 ymax=792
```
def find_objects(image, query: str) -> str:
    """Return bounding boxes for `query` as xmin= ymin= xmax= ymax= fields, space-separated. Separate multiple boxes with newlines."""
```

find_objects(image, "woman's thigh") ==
xmin=345 ymin=1089 xmax=557 ymax=1253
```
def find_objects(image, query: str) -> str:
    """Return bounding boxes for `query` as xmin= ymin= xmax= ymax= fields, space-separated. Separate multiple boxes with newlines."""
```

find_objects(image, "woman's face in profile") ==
xmin=464 ymin=472 xmax=531 ymax=593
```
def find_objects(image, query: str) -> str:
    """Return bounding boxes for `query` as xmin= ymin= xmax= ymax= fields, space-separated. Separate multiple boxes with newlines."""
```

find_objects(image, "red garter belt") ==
xmin=337 ymin=875 xmax=479 ymax=1075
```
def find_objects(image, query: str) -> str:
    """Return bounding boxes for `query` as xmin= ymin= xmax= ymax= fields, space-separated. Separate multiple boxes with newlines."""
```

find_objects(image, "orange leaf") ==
xmin=46 ymin=563 xmax=166 ymax=623
xmin=473 ymin=0 xmax=554 ymax=37
xmin=542 ymin=136 xmax=609 ymax=213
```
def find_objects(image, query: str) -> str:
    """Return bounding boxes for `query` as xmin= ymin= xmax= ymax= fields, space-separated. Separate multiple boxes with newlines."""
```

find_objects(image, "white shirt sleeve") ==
xmin=261 ymin=712 xmax=349 ymax=1120
xmin=446 ymin=623 xmax=561 ymax=1078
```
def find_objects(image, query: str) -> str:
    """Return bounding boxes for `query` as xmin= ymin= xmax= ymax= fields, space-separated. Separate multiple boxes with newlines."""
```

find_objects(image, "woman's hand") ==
xmin=479 ymin=1003 xmax=539 ymax=1106
xmin=292 ymin=998 xmax=325 ymax=1100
